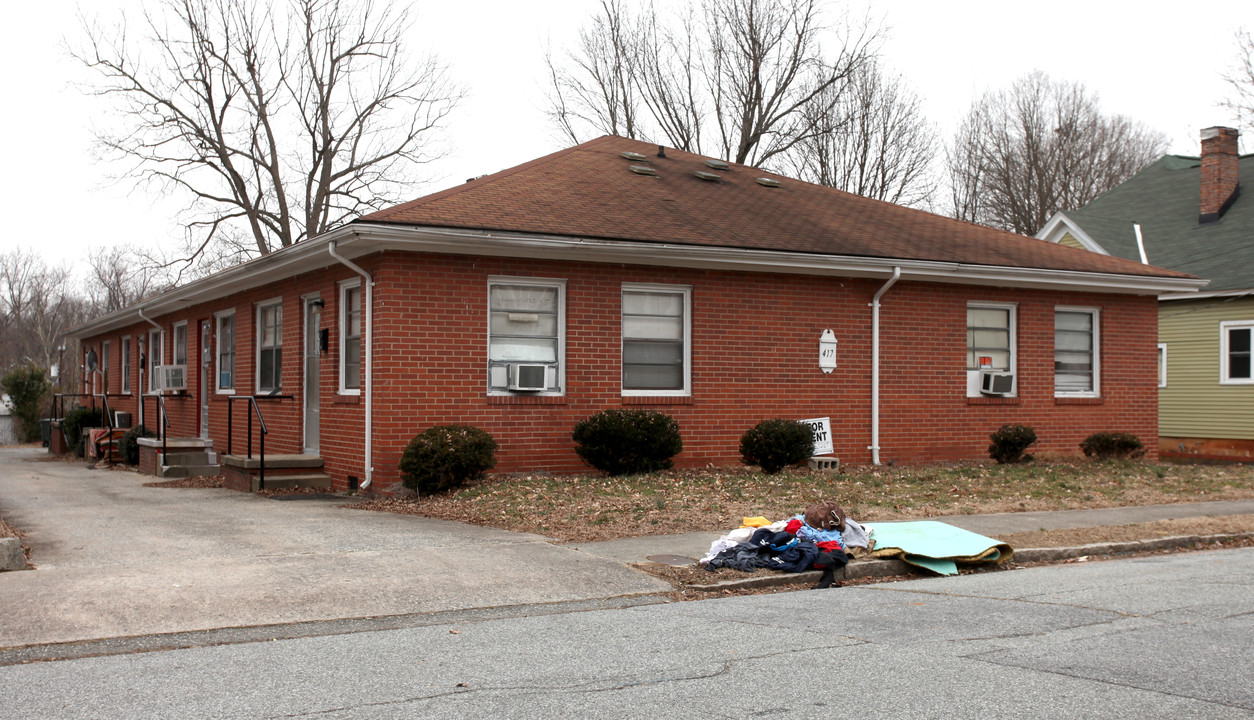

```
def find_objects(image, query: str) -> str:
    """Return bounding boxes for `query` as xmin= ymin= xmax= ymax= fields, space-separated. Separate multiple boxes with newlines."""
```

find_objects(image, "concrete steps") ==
xmin=220 ymin=453 xmax=330 ymax=492
xmin=139 ymin=437 xmax=219 ymax=479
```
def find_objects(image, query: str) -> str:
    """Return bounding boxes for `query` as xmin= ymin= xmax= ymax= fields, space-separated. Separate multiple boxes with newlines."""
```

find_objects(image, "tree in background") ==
xmin=87 ymin=246 xmax=173 ymax=314
xmin=947 ymin=71 xmax=1168 ymax=235
xmin=547 ymin=0 xmax=880 ymax=168
xmin=2 ymin=364 xmax=53 ymax=443
xmin=0 ymin=250 xmax=89 ymax=382
xmin=1223 ymin=28 xmax=1254 ymax=145
xmin=74 ymin=0 xmax=463 ymax=276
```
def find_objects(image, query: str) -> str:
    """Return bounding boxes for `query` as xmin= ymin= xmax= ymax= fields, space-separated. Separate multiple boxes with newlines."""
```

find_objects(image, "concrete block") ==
xmin=0 ymin=537 xmax=26 ymax=571
xmin=808 ymin=456 xmax=840 ymax=471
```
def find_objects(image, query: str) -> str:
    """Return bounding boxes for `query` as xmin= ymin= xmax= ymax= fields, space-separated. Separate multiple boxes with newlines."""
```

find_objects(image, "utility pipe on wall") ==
xmin=137 ymin=309 xmax=163 ymax=428
xmin=869 ymin=266 xmax=901 ymax=466
xmin=328 ymin=239 xmax=374 ymax=490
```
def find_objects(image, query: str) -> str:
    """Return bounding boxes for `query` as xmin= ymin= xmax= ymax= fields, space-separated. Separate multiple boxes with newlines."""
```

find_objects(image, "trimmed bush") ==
xmin=399 ymin=425 xmax=498 ymax=495
xmin=1 ymin=364 xmax=51 ymax=443
xmin=988 ymin=423 xmax=1036 ymax=464
xmin=740 ymin=418 xmax=815 ymax=474
xmin=571 ymin=408 xmax=683 ymax=476
xmin=1080 ymin=432 xmax=1145 ymax=460
xmin=62 ymin=406 xmax=107 ymax=457
xmin=119 ymin=425 xmax=157 ymax=465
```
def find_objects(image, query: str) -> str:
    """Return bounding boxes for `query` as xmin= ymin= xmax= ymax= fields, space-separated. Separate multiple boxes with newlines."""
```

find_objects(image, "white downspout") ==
xmin=327 ymin=239 xmax=374 ymax=490
xmin=869 ymin=267 xmax=901 ymax=466
xmin=137 ymin=308 xmax=162 ymax=429
xmin=1133 ymin=223 xmax=1148 ymax=264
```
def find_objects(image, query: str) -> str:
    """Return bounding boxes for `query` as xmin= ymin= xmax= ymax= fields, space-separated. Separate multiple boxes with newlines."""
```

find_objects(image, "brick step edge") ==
xmin=682 ymin=532 xmax=1254 ymax=592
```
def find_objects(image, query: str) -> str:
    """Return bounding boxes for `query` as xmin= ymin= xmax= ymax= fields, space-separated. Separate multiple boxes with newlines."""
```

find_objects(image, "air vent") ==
xmin=705 ymin=159 xmax=730 ymax=170
xmin=756 ymin=177 xmax=782 ymax=188
xmin=621 ymin=151 xmax=648 ymax=161
xmin=630 ymin=165 xmax=658 ymax=176
xmin=694 ymin=171 xmax=721 ymax=182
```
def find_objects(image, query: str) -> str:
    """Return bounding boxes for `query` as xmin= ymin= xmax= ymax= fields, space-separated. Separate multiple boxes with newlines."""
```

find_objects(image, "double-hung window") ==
xmin=121 ymin=336 xmax=131 ymax=394
xmin=340 ymin=282 xmax=362 ymax=394
xmin=966 ymin=303 xmax=1016 ymax=396
xmin=1055 ymin=307 xmax=1100 ymax=396
xmin=216 ymin=311 xmax=235 ymax=392
xmin=1220 ymin=321 xmax=1254 ymax=384
xmin=622 ymin=284 xmax=691 ymax=395
xmin=257 ymin=300 xmax=283 ymax=393
xmin=487 ymin=278 xmax=564 ymax=394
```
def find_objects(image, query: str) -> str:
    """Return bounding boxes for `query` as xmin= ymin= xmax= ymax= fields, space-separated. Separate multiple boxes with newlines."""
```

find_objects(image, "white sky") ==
xmin=0 ymin=0 xmax=1249 ymax=278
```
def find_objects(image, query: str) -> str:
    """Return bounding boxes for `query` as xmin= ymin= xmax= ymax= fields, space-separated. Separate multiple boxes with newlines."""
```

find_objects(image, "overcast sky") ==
xmin=0 ymin=0 xmax=1249 ymax=276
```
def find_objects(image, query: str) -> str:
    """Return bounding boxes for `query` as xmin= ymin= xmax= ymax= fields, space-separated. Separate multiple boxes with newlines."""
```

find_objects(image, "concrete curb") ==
xmin=683 ymin=532 xmax=1254 ymax=592
xmin=0 ymin=537 xmax=26 ymax=572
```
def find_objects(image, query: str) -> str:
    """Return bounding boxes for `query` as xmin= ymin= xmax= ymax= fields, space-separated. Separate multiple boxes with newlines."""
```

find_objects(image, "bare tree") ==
xmin=947 ymin=72 xmax=1169 ymax=235
xmin=1223 ymin=27 xmax=1254 ymax=143
xmin=546 ymin=0 xmax=879 ymax=167
xmin=784 ymin=59 xmax=937 ymax=208
xmin=0 ymin=250 xmax=88 ymax=379
xmin=87 ymin=246 xmax=173 ymax=313
xmin=74 ymin=0 xmax=462 ymax=270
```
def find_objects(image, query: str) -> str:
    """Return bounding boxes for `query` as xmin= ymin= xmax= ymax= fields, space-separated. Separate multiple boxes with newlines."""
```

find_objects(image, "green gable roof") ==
xmin=1064 ymin=154 xmax=1254 ymax=292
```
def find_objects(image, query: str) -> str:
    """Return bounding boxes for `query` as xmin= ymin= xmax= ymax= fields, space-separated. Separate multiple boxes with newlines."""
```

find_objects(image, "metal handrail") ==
xmin=226 ymin=395 xmax=292 ymax=491
xmin=142 ymin=394 xmax=173 ymax=467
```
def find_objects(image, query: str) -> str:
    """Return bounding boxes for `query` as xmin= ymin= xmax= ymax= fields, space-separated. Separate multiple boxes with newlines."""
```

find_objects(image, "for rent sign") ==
xmin=801 ymin=417 xmax=833 ymax=455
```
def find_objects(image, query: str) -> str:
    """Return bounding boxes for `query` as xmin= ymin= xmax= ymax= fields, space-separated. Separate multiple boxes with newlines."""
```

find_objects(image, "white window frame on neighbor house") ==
xmin=101 ymin=340 xmax=111 ymax=393
xmin=121 ymin=336 xmax=131 ymax=394
xmin=621 ymin=283 xmax=692 ymax=397
xmin=1054 ymin=306 xmax=1101 ymax=398
xmin=147 ymin=328 xmax=165 ymax=393
xmin=1157 ymin=343 xmax=1168 ymax=388
xmin=339 ymin=280 xmax=362 ymax=395
xmin=215 ymin=309 xmax=236 ymax=393
xmin=486 ymin=277 xmax=566 ymax=396
xmin=256 ymin=298 xmax=283 ymax=393
xmin=966 ymin=302 xmax=1017 ymax=397
xmin=1220 ymin=320 xmax=1254 ymax=385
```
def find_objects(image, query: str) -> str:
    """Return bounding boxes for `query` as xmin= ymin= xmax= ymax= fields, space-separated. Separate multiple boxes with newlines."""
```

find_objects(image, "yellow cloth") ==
xmin=740 ymin=516 xmax=772 ymax=528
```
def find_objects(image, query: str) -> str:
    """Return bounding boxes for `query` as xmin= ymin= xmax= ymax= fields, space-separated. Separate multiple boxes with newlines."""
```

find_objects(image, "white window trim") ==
xmin=256 ymin=297 xmax=284 ymax=393
xmin=966 ymin=302 xmax=1017 ymax=398
xmin=1219 ymin=320 xmax=1254 ymax=385
xmin=121 ymin=336 xmax=132 ymax=394
xmin=1157 ymin=342 xmax=1167 ymax=388
xmin=339 ymin=280 xmax=362 ymax=396
xmin=621 ymin=283 xmax=692 ymax=397
xmin=486 ymin=276 xmax=566 ymax=396
xmin=147 ymin=328 xmax=166 ymax=394
xmin=1055 ymin=306 xmax=1101 ymax=398
xmin=172 ymin=320 xmax=188 ymax=367
xmin=215 ymin=309 xmax=237 ymax=394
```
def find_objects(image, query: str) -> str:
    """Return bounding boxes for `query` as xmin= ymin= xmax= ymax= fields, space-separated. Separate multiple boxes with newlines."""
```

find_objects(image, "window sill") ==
xmin=622 ymin=395 xmax=693 ymax=405
xmin=1055 ymin=397 xmax=1103 ymax=405
xmin=333 ymin=395 xmax=361 ymax=405
xmin=966 ymin=396 xmax=1020 ymax=406
xmin=487 ymin=395 xmax=567 ymax=406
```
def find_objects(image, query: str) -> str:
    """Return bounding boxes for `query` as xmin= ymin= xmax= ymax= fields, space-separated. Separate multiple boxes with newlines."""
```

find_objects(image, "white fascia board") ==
xmin=354 ymin=223 xmax=1206 ymax=295
xmin=1160 ymin=287 xmax=1248 ymax=302
xmin=1036 ymin=212 xmax=1109 ymax=255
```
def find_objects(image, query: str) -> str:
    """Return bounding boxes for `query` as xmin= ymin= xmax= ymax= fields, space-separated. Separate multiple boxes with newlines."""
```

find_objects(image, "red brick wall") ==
xmin=80 ymin=249 xmax=1160 ymax=496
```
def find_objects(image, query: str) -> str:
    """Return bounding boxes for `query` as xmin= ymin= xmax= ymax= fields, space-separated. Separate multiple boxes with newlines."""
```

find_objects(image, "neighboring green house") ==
xmin=1037 ymin=126 xmax=1254 ymax=460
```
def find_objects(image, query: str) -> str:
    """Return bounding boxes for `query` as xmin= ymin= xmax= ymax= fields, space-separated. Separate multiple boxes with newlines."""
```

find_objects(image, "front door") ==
xmin=303 ymin=299 xmax=321 ymax=453
xmin=200 ymin=321 xmax=211 ymax=440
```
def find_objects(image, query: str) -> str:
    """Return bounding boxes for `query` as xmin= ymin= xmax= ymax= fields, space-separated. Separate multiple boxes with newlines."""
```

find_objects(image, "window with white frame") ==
xmin=121 ymin=336 xmax=131 ymax=393
xmin=1055 ymin=307 xmax=1100 ymax=396
xmin=147 ymin=328 xmax=165 ymax=393
xmin=257 ymin=300 xmax=283 ymax=392
xmin=216 ymin=311 xmax=236 ymax=392
xmin=1220 ymin=321 xmax=1254 ymax=384
xmin=340 ymin=282 xmax=362 ymax=393
xmin=966 ymin=303 xmax=1016 ymax=396
xmin=102 ymin=340 xmax=111 ymax=392
xmin=172 ymin=321 xmax=188 ymax=367
xmin=1157 ymin=343 xmax=1167 ymax=388
xmin=622 ymin=284 xmax=691 ymax=395
xmin=487 ymin=278 xmax=564 ymax=393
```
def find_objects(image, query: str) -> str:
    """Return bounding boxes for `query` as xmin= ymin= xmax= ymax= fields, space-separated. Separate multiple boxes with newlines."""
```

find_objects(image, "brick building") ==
xmin=70 ymin=136 xmax=1203 ymax=494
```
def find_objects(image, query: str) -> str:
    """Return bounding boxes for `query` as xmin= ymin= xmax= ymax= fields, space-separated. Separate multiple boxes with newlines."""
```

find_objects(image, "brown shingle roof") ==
xmin=361 ymin=136 xmax=1192 ymax=280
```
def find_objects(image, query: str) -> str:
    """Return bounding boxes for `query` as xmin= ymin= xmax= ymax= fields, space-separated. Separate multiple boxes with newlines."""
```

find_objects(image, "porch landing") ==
xmin=220 ymin=453 xmax=332 ymax=493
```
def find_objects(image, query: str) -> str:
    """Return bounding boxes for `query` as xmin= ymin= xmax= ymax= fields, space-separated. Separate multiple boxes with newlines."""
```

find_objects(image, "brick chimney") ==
xmin=1199 ymin=126 xmax=1239 ymax=224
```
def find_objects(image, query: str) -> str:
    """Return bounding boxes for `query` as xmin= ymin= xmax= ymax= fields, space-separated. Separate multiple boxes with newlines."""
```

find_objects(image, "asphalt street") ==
xmin=2 ymin=546 xmax=1251 ymax=718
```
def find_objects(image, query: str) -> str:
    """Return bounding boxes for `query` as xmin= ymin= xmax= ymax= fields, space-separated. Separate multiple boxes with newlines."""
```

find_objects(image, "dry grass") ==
xmin=352 ymin=459 xmax=1254 ymax=543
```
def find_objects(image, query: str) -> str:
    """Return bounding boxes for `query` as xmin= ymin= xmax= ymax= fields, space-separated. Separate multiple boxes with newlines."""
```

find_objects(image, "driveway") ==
xmin=0 ymin=448 xmax=669 ymax=648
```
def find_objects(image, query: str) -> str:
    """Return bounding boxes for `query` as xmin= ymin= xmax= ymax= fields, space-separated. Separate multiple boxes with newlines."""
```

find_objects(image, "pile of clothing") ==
xmin=699 ymin=502 xmax=873 ymax=588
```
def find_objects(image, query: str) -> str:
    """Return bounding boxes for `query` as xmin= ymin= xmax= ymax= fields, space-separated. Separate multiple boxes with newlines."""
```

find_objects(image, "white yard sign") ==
xmin=819 ymin=329 xmax=837 ymax=373
xmin=801 ymin=417 xmax=833 ymax=456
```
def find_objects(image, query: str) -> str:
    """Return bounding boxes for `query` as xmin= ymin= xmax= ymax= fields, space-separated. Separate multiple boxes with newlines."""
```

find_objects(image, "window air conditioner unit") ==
xmin=156 ymin=364 xmax=188 ymax=392
xmin=979 ymin=370 xmax=1014 ymax=396
xmin=508 ymin=363 xmax=547 ymax=392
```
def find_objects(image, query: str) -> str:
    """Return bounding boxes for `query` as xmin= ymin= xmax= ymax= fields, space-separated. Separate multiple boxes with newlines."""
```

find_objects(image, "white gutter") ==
xmin=869 ymin=267 xmax=901 ymax=466
xmin=136 ymin=309 xmax=162 ymax=428
xmin=327 ymin=238 xmax=374 ymax=490
xmin=1133 ymin=223 xmax=1148 ymax=264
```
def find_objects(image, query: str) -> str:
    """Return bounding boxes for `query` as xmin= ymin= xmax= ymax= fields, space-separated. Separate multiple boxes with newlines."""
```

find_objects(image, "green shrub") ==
xmin=739 ymin=418 xmax=815 ymax=474
xmin=1080 ymin=432 xmax=1145 ymax=460
xmin=571 ymin=408 xmax=683 ymax=476
xmin=61 ymin=406 xmax=107 ymax=457
xmin=118 ymin=425 xmax=157 ymax=465
xmin=398 ymin=425 xmax=498 ymax=495
xmin=1 ymin=364 xmax=51 ymax=443
xmin=988 ymin=424 xmax=1036 ymax=464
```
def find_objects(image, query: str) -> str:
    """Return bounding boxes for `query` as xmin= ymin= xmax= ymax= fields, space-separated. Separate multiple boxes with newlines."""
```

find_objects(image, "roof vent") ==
xmin=705 ymin=159 xmax=730 ymax=171
xmin=630 ymin=165 xmax=658 ymax=176
xmin=621 ymin=151 xmax=648 ymax=162
xmin=694 ymin=171 xmax=722 ymax=182
xmin=756 ymin=177 xmax=782 ymax=188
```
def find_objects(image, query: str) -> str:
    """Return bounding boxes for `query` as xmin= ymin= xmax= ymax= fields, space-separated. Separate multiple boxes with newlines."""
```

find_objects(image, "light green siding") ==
xmin=1058 ymin=232 xmax=1085 ymax=250
xmin=1159 ymin=296 xmax=1254 ymax=439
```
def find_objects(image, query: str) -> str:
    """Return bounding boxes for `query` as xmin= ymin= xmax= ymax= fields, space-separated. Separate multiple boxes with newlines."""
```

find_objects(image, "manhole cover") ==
xmin=646 ymin=554 xmax=697 ymax=567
